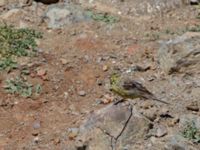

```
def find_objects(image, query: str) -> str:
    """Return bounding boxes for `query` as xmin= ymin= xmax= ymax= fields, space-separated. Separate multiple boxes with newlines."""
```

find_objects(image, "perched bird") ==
xmin=110 ymin=73 xmax=169 ymax=105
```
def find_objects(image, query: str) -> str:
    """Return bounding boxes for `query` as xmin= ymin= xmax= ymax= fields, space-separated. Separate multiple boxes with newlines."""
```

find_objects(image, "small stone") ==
xmin=64 ymin=92 xmax=69 ymax=99
xmin=156 ymin=125 xmax=167 ymax=137
xmin=97 ymin=80 xmax=103 ymax=86
xmin=37 ymin=69 xmax=47 ymax=77
xmin=190 ymin=0 xmax=199 ymax=5
xmin=168 ymin=115 xmax=179 ymax=127
xmin=103 ymin=65 xmax=109 ymax=72
xmin=68 ymin=128 xmax=79 ymax=140
xmin=0 ymin=0 xmax=6 ymax=6
xmin=54 ymin=138 xmax=60 ymax=145
xmin=32 ymin=130 xmax=39 ymax=136
xmin=186 ymin=101 xmax=199 ymax=112
xmin=60 ymin=58 xmax=68 ymax=65
xmin=100 ymin=94 xmax=115 ymax=104
xmin=78 ymin=90 xmax=86 ymax=96
xmin=32 ymin=121 xmax=41 ymax=129
xmin=33 ymin=137 xmax=39 ymax=144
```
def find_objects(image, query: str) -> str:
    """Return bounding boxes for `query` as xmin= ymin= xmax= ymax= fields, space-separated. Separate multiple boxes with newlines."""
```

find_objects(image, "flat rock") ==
xmin=158 ymin=32 xmax=200 ymax=74
xmin=44 ymin=4 xmax=90 ymax=29
xmin=74 ymin=103 xmax=151 ymax=150
xmin=179 ymin=114 xmax=200 ymax=129
xmin=165 ymin=135 xmax=198 ymax=150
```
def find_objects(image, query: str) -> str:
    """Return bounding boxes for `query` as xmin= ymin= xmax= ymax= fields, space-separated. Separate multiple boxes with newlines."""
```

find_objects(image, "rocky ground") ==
xmin=0 ymin=0 xmax=200 ymax=150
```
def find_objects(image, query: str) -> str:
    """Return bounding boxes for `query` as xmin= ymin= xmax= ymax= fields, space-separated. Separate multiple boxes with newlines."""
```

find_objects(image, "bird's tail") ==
xmin=152 ymin=97 xmax=170 ymax=105
xmin=145 ymin=93 xmax=170 ymax=105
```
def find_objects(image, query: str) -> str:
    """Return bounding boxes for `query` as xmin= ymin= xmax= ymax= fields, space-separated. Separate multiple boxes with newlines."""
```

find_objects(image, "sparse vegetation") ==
xmin=181 ymin=121 xmax=200 ymax=143
xmin=3 ymin=76 xmax=42 ymax=98
xmin=185 ymin=25 xmax=200 ymax=32
xmin=0 ymin=25 xmax=42 ymax=70
xmin=145 ymin=32 xmax=160 ymax=41
xmin=0 ymin=57 xmax=17 ymax=71
xmin=85 ymin=10 xmax=120 ymax=24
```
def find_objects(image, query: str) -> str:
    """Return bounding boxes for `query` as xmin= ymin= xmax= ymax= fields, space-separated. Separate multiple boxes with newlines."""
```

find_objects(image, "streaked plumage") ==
xmin=110 ymin=73 xmax=169 ymax=105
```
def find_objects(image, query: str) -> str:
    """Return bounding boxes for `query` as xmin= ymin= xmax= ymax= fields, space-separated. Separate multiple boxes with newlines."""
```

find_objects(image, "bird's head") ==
xmin=110 ymin=73 xmax=120 ymax=85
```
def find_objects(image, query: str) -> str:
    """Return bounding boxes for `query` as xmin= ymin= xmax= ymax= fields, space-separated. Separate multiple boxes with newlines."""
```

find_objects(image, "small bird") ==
xmin=110 ymin=73 xmax=169 ymax=105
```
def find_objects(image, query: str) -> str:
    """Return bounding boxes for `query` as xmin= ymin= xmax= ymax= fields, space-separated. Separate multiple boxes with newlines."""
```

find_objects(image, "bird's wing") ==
xmin=123 ymin=80 xmax=148 ymax=91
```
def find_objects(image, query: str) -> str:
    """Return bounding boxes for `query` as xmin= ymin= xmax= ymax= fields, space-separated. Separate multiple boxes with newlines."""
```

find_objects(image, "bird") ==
xmin=110 ymin=73 xmax=169 ymax=105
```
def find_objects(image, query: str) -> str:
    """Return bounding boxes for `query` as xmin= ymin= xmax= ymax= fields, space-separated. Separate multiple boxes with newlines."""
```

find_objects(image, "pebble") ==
xmin=60 ymin=58 xmax=68 ymax=65
xmin=0 ymin=0 xmax=6 ymax=6
xmin=33 ymin=137 xmax=39 ymax=144
xmin=78 ymin=90 xmax=86 ymax=96
xmin=32 ymin=130 xmax=39 ymax=136
xmin=100 ymin=94 xmax=115 ymax=104
xmin=64 ymin=92 xmax=69 ymax=99
xmin=54 ymin=138 xmax=60 ymax=145
xmin=103 ymin=65 xmax=109 ymax=72
xmin=156 ymin=125 xmax=167 ymax=137
xmin=32 ymin=121 xmax=41 ymax=129
xmin=37 ymin=68 xmax=47 ymax=77
xmin=68 ymin=128 xmax=79 ymax=140
xmin=190 ymin=0 xmax=199 ymax=5
xmin=186 ymin=101 xmax=199 ymax=112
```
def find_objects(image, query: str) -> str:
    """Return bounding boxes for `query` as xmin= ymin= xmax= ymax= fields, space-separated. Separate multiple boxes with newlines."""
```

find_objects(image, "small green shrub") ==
xmin=85 ymin=10 xmax=120 ymax=24
xmin=0 ymin=57 xmax=17 ymax=71
xmin=186 ymin=25 xmax=200 ymax=32
xmin=0 ymin=25 xmax=42 ymax=70
xmin=3 ymin=77 xmax=42 ymax=98
xmin=181 ymin=121 xmax=200 ymax=143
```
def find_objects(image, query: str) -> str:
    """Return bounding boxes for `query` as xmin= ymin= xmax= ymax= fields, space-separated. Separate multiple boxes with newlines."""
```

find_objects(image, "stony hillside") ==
xmin=0 ymin=0 xmax=200 ymax=149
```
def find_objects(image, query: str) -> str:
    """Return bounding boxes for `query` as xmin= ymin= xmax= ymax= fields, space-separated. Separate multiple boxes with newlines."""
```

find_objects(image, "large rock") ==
xmin=74 ymin=103 xmax=151 ymax=150
xmin=44 ymin=4 xmax=90 ymax=29
xmin=158 ymin=32 xmax=200 ymax=74
xmin=0 ymin=0 xmax=6 ymax=6
xmin=179 ymin=114 xmax=200 ymax=129
xmin=165 ymin=135 xmax=198 ymax=150
xmin=164 ymin=114 xmax=200 ymax=150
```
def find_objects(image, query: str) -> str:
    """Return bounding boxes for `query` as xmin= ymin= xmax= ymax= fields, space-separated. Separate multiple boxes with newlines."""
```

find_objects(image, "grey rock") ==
xmin=165 ymin=136 xmax=189 ymax=150
xmin=158 ymin=32 xmax=200 ymax=74
xmin=78 ymin=90 xmax=86 ymax=96
xmin=155 ymin=125 xmax=167 ymax=137
xmin=165 ymin=135 xmax=198 ymax=150
xmin=44 ymin=4 xmax=90 ymax=29
xmin=179 ymin=114 xmax=200 ymax=129
xmin=35 ymin=0 xmax=59 ymax=4
xmin=32 ymin=121 xmax=41 ymax=129
xmin=190 ymin=0 xmax=199 ymax=5
xmin=0 ymin=0 xmax=6 ymax=6
xmin=74 ymin=103 xmax=151 ymax=150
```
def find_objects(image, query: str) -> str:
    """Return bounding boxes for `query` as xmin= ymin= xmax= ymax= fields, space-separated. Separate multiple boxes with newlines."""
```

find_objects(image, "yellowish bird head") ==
xmin=110 ymin=73 xmax=120 ymax=85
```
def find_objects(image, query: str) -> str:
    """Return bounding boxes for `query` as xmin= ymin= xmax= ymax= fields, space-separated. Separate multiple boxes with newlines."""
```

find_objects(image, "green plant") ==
xmin=0 ymin=57 xmax=17 ymax=71
xmin=3 ymin=76 xmax=42 ymax=98
xmin=35 ymin=84 xmax=42 ymax=95
xmin=0 ymin=25 xmax=42 ymax=70
xmin=186 ymin=25 xmax=200 ymax=32
xmin=181 ymin=121 xmax=200 ymax=143
xmin=145 ymin=32 xmax=160 ymax=41
xmin=196 ymin=12 xmax=200 ymax=19
xmin=4 ymin=77 xmax=33 ymax=97
xmin=85 ymin=10 xmax=120 ymax=24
